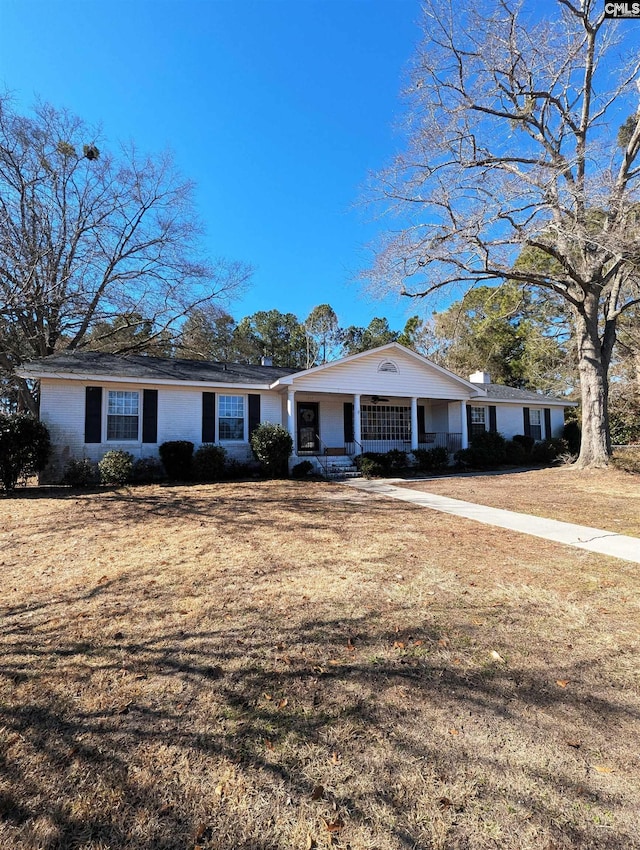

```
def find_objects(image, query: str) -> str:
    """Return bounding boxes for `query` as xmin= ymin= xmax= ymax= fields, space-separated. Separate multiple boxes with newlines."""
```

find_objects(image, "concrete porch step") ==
xmin=322 ymin=462 xmax=361 ymax=480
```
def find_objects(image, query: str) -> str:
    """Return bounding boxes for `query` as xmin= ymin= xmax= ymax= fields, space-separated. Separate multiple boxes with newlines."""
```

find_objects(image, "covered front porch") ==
xmin=269 ymin=343 xmax=484 ymax=467
xmin=282 ymin=390 xmax=469 ymax=459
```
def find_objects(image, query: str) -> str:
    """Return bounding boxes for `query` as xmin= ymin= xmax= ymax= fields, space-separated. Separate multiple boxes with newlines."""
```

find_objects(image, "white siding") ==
xmin=259 ymin=391 xmax=283 ymax=428
xmin=289 ymin=349 xmax=474 ymax=399
xmin=39 ymin=379 xmax=88 ymax=479
xmin=550 ymin=407 xmax=565 ymax=438
xmin=38 ymin=380 xmax=284 ymax=480
xmin=470 ymin=402 xmax=566 ymax=440
xmin=447 ymin=401 xmax=464 ymax=434
xmin=495 ymin=405 xmax=525 ymax=439
xmin=157 ymin=387 xmax=202 ymax=445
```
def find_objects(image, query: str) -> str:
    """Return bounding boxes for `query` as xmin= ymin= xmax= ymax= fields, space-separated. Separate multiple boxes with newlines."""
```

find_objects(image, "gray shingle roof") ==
xmin=19 ymin=351 xmax=298 ymax=385
xmin=473 ymin=382 xmax=569 ymax=404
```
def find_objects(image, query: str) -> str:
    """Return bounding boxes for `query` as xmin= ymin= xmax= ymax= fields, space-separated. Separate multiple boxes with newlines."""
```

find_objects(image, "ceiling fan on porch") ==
xmin=370 ymin=395 xmax=389 ymax=405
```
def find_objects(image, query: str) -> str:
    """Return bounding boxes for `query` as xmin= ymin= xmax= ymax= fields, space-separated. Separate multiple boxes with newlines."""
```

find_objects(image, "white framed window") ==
xmin=470 ymin=406 xmax=486 ymax=436
xmin=530 ymin=408 xmax=542 ymax=441
xmin=361 ymin=404 xmax=410 ymax=441
xmin=218 ymin=395 xmax=245 ymax=441
xmin=107 ymin=390 xmax=139 ymax=441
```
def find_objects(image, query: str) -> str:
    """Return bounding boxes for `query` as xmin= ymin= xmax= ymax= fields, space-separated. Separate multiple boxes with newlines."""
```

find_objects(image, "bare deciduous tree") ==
xmin=0 ymin=98 xmax=252 ymax=412
xmin=366 ymin=0 xmax=640 ymax=468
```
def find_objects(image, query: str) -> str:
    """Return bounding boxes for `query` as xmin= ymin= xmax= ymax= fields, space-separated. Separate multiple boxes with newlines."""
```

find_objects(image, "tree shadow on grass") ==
xmin=1 ymin=584 xmax=639 ymax=850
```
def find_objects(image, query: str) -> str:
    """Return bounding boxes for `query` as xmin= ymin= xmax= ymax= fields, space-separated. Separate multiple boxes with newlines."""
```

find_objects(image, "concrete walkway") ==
xmin=345 ymin=478 xmax=640 ymax=564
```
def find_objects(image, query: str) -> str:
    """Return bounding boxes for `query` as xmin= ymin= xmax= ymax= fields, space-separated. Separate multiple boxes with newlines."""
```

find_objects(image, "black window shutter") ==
xmin=343 ymin=402 xmax=354 ymax=442
xmin=248 ymin=394 xmax=261 ymax=438
xmin=202 ymin=392 xmax=216 ymax=443
xmin=489 ymin=405 xmax=497 ymax=433
xmin=523 ymin=407 xmax=531 ymax=437
xmin=417 ymin=405 xmax=426 ymax=438
xmin=466 ymin=404 xmax=473 ymax=438
xmin=544 ymin=407 xmax=552 ymax=440
xmin=84 ymin=387 xmax=102 ymax=443
xmin=142 ymin=389 xmax=158 ymax=444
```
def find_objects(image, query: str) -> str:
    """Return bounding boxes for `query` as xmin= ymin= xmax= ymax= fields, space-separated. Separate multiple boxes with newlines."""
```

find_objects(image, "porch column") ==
xmin=287 ymin=389 xmax=296 ymax=453
xmin=410 ymin=397 xmax=419 ymax=451
xmin=460 ymin=400 xmax=469 ymax=449
xmin=353 ymin=393 xmax=361 ymax=447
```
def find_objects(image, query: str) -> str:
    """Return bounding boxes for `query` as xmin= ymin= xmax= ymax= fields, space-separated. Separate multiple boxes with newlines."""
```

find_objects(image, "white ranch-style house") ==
xmin=19 ymin=343 xmax=574 ymax=480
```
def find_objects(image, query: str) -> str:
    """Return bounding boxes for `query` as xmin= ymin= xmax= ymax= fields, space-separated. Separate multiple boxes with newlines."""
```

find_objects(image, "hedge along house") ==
xmin=18 ymin=342 xmax=574 ymax=480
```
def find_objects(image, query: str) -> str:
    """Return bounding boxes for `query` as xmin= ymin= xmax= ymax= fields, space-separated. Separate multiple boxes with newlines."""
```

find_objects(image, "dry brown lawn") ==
xmin=1 ymin=480 xmax=639 ymax=850
xmin=400 ymin=466 xmax=640 ymax=538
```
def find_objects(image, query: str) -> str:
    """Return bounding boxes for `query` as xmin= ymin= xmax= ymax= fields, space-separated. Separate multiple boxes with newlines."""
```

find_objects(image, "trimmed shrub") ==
xmin=193 ymin=444 xmax=227 ymax=482
xmin=453 ymin=447 xmax=473 ymax=468
xmin=98 ymin=450 xmax=134 ymax=486
xmin=512 ymin=434 xmax=535 ymax=455
xmin=355 ymin=452 xmax=392 ymax=474
xmin=385 ymin=449 xmax=408 ymax=471
xmin=530 ymin=437 xmax=568 ymax=465
xmin=504 ymin=439 xmax=528 ymax=466
xmin=250 ymin=423 xmax=293 ymax=478
xmin=359 ymin=456 xmax=386 ymax=478
xmin=291 ymin=460 xmax=314 ymax=479
xmin=63 ymin=458 xmax=98 ymax=487
xmin=132 ymin=456 xmax=166 ymax=484
xmin=467 ymin=430 xmax=507 ymax=469
xmin=563 ymin=420 xmax=581 ymax=454
xmin=159 ymin=440 xmax=194 ymax=481
xmin=412 ymin=446 xmax=450 ymax=473
xmin=0 ymin=413 xmax=51 ymax=492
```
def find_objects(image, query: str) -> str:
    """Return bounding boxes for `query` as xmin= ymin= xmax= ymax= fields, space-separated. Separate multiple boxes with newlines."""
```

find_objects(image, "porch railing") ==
xmin=344 ymin=433 xmax=462 ymax=456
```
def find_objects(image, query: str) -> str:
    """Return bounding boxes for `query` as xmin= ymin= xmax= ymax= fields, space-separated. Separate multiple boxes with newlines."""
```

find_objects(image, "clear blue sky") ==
xmin=0 ymin=0 xmax=425 ymax=332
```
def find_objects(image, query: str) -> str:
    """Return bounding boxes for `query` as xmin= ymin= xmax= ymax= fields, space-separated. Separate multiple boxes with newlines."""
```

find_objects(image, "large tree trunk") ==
xmin=574 ymin=300 xmax=611 ymax=469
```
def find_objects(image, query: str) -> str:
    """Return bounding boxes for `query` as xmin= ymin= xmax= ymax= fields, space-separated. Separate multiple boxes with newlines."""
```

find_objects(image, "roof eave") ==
xmin=17 ymin=369 xmax=274 ymax=391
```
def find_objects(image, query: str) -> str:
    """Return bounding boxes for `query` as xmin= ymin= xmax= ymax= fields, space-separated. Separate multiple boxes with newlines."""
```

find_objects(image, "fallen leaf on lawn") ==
xmin=311 ymin=784 xmax=324 ymax=801
xmin=323 ymin=816 xmax=344 ymax=832
xmin=277 ymin=698 xmax=288 ymax=709
xmin=449 ymin=728 xmax=459 ymax=736
xmin=413 ymin=639 xmax=424 ymax=646
xmin=489 ymin=650 xmax=505 ymax=662
xmin=304 ymin=834 xmax=316 ymax=850
xmin=566 ymin=740 xmax=582 ymax=749
xmin=594 ymin=765 xmax=614 ymax=774
xmin=556 ymin=679 xmax=569 ymax=688
xmin=472 ymin=619 xmax=485 ymax=625
xmin=265 ymin=739 xmax=274 ymax=751
xmin=214 ymin=783 xmax=225 ymax=797
xmin=330 ymin=751 xmax=342 ymax=765
xmin=194 ymin=823 xmax=207 ymax=841
xmin=263 ymin=693 xmax=273 ymax=701
xmin=393 ymin=641 xmax=406 ymax=649
xmin=438 ymin=796 xmax=453 ymax=809
xmin=328 ymin=659 xmax=340 ymax=666
xmin=438 ymin=637 xmax=449 ymax=647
